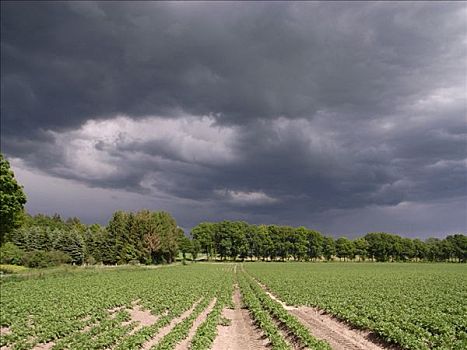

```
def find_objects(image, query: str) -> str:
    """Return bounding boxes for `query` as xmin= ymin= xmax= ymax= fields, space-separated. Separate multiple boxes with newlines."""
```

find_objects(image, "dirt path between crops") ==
xmin=212 ymin=287 xmax=269 ymax=350
xmin=174 ymin=298 xmax=217 ymax=350
xmin=123 ymin=299 xmax=160 ymax=335
xmin=142 ymin=298 xmax=202 ymax=350
xmin=252 ymin=278 xmax=396 ymax=350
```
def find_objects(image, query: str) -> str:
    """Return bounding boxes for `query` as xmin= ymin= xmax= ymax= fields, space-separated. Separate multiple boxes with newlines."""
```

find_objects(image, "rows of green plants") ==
xmin=0 ymin=264 xmax=233 ymax=349
xmin=190 ymin=274 xmax=234 ymax=350
xmin=242 ymin=271 xmax=331 ymax=350
xmin=237 ymin=271 xmax=290 ymax=350
xmin=246 ymin=262 xmax=467 ymax=350
xmin=153 ymin=297 xmax=211 ymax=350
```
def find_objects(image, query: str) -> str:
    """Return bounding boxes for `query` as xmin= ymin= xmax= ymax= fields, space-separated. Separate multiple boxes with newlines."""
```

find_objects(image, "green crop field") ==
xmin=0 ymin=265 xmax=233 ymax=350
xmin=245 ymin=263 xmax=467 ymax=350
xmin=1 ymin=263 xmax=466 ymax=350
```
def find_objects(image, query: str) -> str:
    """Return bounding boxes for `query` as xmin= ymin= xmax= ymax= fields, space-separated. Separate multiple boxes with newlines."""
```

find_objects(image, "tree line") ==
xmin=1 ymin=211 xmax=192 ymax=268
xmin=190 ymin=221 xmax=466 ymax=262
xmin=1 ymin=215 xmax=466 ymax=268
xmin=1 ymin=153 xmax=466 ymax=267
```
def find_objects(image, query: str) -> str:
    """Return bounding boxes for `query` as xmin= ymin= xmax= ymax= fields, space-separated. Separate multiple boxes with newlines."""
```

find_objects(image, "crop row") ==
xmin=237 ymin=271 xmax=290 ymax=350
xmin=246 ymin=262 xmax=467 ymax=350
xmin=0 ymin=264 xmax=234 ymax=349
xmin=242 ymin=272 xmax=331 ymax=350
xmin=190 ymin=274 xmax=234 ymax=350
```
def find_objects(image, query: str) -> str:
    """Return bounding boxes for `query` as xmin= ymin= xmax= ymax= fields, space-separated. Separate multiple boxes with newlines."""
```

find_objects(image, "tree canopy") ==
xmin=0 ymin=153 xmax=27 ymax=244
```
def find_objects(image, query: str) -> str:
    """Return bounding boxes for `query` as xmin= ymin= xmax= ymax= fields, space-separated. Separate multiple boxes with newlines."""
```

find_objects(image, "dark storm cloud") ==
xmin=1 ymin=1 xmax=466 ymax=233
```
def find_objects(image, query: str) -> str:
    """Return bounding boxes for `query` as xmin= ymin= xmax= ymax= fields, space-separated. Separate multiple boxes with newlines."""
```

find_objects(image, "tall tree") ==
xmin=336 ymin=237 xmax=355 ymax=261
xmin=354 ymin=237 xmax=369 ymax=261
xmin=178 ymin=228 xmax=192 ymax=261
xmin=191 ymin=222 xmax=216 ymax=260
xmin=0 ymin=154 xmax=27 ymax=245
xmin=306 ymin=230 xmax=324 ymax=261
xmin=446 ymin=234 xmax=467 ymax=262
xmin=322 ymin=236 xmax=336 ymax=261
xmin=106 ymin=211 xmax=128 ymax=264
xmin=291 ymin=227 xmax=308 ymax=261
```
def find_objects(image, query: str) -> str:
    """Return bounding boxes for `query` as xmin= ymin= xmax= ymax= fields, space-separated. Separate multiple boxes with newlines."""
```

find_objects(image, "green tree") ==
xmin=178 ymin=229 xmax=192 ymax=261
xmin=322 ymin=236 xmax=336 ymax=261
xmin=230 ymin=221 xmax=249 ymax=260
xmin=425 ymin=238 xmax=443 ymax=262
xmin=191 ymin=222 xmax=216 ymax=260
xmin=214 ymin=221 xmax=235 ymax=260
xmin=0 ymin=242 xmax=24 ymax=265
xmin=82 ymin=224 xmax=105 ymax=264
xmin=413 ymin=239 xmax=427 ymax=261
xmin=365 ymin=232 xmax=393 ymax=262
xmin=446 ymin=234 xmax=467 ymax=262
xmin=0 ymin=153 xmax=27 ymax=244
xmin=257 ymin=224 xmax=273 ymax=260
xmin=336 ymin=237 xmax=355 ymax=261
xmin=191 ymin=239 xmax=200 ymax=262
xmin=305 ymin=230 xmax=324 ymax=261
xmin=354 ymin=237 xmax=369 ymax=261
xmin=291 ymin=227 xmax=308 ymax=261
xmin=53 ymin=229 xmax=84 ymax=264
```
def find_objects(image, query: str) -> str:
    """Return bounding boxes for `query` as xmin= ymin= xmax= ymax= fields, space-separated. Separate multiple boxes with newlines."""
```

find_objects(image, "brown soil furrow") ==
xmin=256 ymin=279 xmax=394 ymax=350
xmin=141 ymin=298 xmax=202 ymax=350
xmin=291 ymin=308 xmax=388 ymax=350
xmin=174 ymin=298 xmax=217 ymax=350
xmin=0 ymin=327 xmax=12 ymax=350
xmin=32 ymin=342 xmax=55 ymax=350
xmin=0 ymin=327 xmax=11 ymax=336
xmin=212 ymin=287 xmax=269 ymax=350
xmin=123 ymin=301 xmax=159 ymax=335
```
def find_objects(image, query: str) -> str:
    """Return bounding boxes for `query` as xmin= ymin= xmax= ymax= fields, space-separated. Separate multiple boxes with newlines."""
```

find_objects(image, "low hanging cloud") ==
xmin=215 ymin=189 xmax=278 ymax=206
xmin=1 ymin=1 xmax=466 ymax=235
xmin=18 ymin=115 xmax=239 ymax=193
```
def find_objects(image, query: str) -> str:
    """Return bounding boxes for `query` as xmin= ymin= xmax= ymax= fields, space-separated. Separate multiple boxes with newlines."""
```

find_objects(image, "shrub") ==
xmin=0 ymin=264 xmax=28 ymax=274
xmin=21 ymin=250 xmax=72 ymax=268
xmin=0 ymin=242 xmax=24 ymax=265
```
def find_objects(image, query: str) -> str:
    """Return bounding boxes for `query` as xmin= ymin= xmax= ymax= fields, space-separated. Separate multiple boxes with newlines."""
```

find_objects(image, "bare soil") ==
xmin=141 ymin=298 xmax=202 ymax=350
xmin=290 ymin=308 xmax=395 ymax=350
xmin=32 ymin=342 xmax=54 ymax=350
xmin=0 ymin=327 xmax=11 ymax=336
xmin=0 ymin=327 xmax=12 ymax=350
xmin=212 ymin=287 xmax=269 ymax=350
xmin=123 ymin=300 xmax=159 ymax=335
xmin=174 ymin=298 xmax=217 ymax=350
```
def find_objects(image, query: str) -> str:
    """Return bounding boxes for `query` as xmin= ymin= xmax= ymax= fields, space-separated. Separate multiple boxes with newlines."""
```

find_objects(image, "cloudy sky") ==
xmin=1 ymin=1 xmax=466 ymax=237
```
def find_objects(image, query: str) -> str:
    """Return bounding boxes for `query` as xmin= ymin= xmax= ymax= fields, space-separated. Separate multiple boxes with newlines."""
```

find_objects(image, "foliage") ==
xmin=0 ymin=154 xmax=27 ymax=245
xmin=238 ymin=271 xmax=290 ymax=350
xmin=246 ymin=262 xmax=467 ymax=350
xmin=0 ymin=264 xmax=233 ymax=349
xmin=0 ymin=264 xmax=28 ymax=274
xmin=21 ymin=250 xmax=71 ymax=268
xmin=190 ymin=220 xmax=466 ymax=262
xmin=0 ymin=242 xmax=24 ymax=265
xmin=242 ymin=271 xmax=331 ymax=350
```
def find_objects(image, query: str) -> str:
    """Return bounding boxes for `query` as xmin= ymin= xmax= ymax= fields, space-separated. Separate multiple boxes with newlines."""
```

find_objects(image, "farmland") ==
xmin=245 ymin=263 xmax=467 ymax=350
xmin=1 ymin=263 xmax=466 ymax=350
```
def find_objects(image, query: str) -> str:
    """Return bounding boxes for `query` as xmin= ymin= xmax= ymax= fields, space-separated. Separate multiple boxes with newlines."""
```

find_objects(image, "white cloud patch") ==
xmin=215 ymin=189 xmax=278 ymax=205
xmin=47 ymin=115 xmax=238 ymax=181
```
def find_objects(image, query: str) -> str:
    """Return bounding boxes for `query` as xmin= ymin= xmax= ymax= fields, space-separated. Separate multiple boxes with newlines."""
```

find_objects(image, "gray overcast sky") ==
xmin=1 ymin=1 xmax=466 ymax=237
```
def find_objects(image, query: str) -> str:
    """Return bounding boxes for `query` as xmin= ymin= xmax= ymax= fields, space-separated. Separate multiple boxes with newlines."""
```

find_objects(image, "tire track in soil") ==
xmin=174 ymin=298 xmax=217 ymax=350
xmin=212 ymin=287 xmax=269 ymax=350
xmin=141 ymin=298 xmax=202 ymax=350
xmin=256 ymin=279 xmax=398 ymax=350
